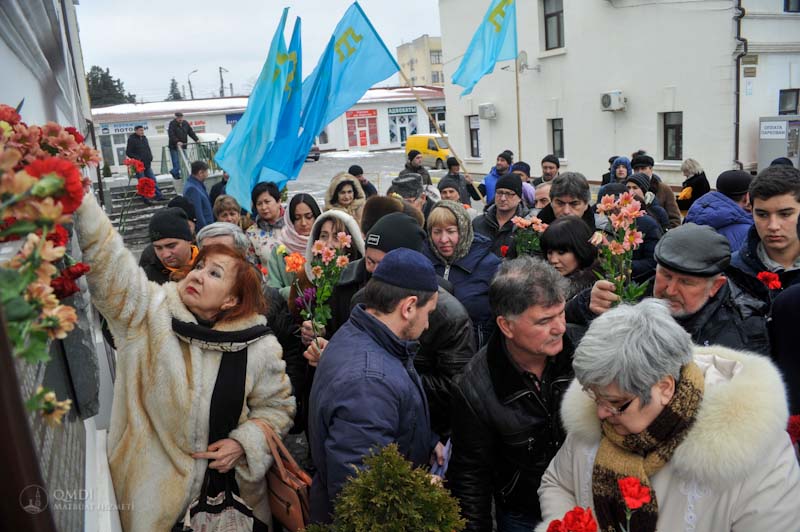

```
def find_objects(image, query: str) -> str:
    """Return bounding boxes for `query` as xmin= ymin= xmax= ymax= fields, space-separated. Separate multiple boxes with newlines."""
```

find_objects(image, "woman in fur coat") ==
xmin=537 ymin=298 xmax=800 ymax=532
xmin=74 ymin=192 xmax=295 ymax=531
xmin=324 ymin=172 xmax=366 ymax=226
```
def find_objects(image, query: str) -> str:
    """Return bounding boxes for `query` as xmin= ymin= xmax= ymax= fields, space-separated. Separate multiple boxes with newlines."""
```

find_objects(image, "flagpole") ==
xmin=398 ymin=69 xmax=484 ymax=201
xmin=514 ymin=57 xmax=522 ymax=160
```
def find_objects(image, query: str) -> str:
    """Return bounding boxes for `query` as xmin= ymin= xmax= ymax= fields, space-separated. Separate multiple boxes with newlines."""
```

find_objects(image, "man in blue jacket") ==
xmin=479 ymin=151 xmax=513 ymax=205
xmin=182 ymin=160 xmax=213 ymax=231
xmin=685 ymin=170 xmax=753 ymax=252
xmin=308 ymin=248 xmax=442 ymax=524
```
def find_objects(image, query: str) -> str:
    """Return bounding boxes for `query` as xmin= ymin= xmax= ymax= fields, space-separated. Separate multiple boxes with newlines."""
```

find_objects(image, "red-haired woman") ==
xmin=74 ymin=193 xmax=295 ymax=531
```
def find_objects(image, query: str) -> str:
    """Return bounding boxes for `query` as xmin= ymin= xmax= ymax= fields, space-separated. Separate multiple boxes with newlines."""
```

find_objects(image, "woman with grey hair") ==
xmin=677 ymin=157 xmax=710 ymax=211
xmin=537 ymin=298 xmax=800 ymax=532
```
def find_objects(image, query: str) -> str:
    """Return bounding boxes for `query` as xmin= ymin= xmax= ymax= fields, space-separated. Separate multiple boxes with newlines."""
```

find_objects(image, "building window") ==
xmin=663 ymin=112 xmax=683 ymax=161
xmin=431 ymin=71 xmax=442 ymax=84
xmin=550 ymin=119 xmax=564 ymax=158
xmin=468 ymin=115 xmax=480 ymax=158
xmin=779 ymin=89 xmax=799 ymax=115
xmin=544 ymin=0 xmax=564 ymax=50
xmin=430 ymin=51 xmax=442 ymax=64
xmin=786 ymin=0 xmax=800 ymax=13
xmin=318 ymin=127 xmax=329 ymax=145
xmin=428 ymin=107 xmax=446 ymax=133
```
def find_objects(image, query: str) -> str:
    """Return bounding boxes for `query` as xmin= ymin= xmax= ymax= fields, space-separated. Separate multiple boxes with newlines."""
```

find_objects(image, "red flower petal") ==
xmin=618 ymin=476 xmax=651 ymax=510
xmin=24 ymin=157 xmax=84 ymax=214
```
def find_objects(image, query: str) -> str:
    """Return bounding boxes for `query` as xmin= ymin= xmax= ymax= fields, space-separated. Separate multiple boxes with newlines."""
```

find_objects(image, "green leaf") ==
xmin=3 ymin=296 xmax=37 ymax=321
xmin=16 ymin=329 xmax=50 ymax=364
xmin=0 ymin=220 xmax=38 ymax=239
xmin=0 ymin=268 xmax=25 ymax=302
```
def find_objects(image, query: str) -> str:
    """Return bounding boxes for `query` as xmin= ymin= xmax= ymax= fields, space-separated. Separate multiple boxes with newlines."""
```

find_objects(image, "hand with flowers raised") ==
xmin=303 ymin=336 xmax=328 ymax=367
xmin=589 ymin=280 xmax=619 ymax=316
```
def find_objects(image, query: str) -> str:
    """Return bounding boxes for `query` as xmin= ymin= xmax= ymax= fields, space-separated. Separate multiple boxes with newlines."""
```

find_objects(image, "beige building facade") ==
xmin=398 ymin=34 xmax=445 ymax=86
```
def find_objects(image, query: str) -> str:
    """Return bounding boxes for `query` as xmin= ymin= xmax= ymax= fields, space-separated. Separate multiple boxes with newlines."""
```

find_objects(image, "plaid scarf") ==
xmin=592 ymin=362 xmax=704 ymax=532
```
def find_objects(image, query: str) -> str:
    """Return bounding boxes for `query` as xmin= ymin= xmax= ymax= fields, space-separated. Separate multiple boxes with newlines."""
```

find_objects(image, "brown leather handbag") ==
xmin=251 ymin=419 xmax=312 ymax=532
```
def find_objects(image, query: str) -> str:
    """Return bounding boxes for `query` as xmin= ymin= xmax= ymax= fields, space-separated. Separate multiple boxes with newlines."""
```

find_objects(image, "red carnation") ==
xmin=562 ymin=506 xmax=597 ymax=532
xmin=756 ymin=271 xmax=782 ymax=290
xmin=0 ymin=104 xmax=21 ymax=125
xmin=500 ymin=245 xmax=509 ymax=257
xmin=789 ymin=415 xmax=800 ymax=445
xmin=123 ymin=157 xmax=145 ymax=173
xmin=136 ymin=177 xmax=156 ymax=199
xmin=547 ymin=520 xmax=565 ymax=532
xmin=62 ymin=262 xmax=90 ymax=280
xmin=25 ymin=157 xmax=85 ymax=214
xmin=0 ymin=217 xmax=22 ymax=243
xmin=46 ymin=224 xmax=70 ymax=248
xmin=51 ymin=275 xmax=80 ymax=300
xmin=618 ymin=477 xmax=651 ymax=510
xmin=64 ymin=126 xmax=85 ymax=144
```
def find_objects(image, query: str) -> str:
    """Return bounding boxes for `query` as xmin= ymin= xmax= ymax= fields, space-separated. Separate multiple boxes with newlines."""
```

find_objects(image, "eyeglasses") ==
xmin=495 ymin=190 xmax=518 ymax=198
xmin=582 ymin=387 xmax=635 ymax=416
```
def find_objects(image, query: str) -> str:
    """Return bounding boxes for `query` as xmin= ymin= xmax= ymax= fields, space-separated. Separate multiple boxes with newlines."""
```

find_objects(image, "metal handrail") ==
xmin=159 ymin=141 xmax=222 ymax=177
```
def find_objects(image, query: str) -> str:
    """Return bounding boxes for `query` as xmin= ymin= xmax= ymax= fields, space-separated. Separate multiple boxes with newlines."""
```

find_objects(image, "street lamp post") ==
xmin=219 ymin=67 xmax=229 ymax=97
xmin=187 ymin=69 xmax=198 ymax=100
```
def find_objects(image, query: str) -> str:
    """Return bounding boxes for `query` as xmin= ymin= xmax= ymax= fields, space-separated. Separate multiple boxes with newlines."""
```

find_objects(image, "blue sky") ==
xmin=77 ymin=0 xmax=442 ymax=102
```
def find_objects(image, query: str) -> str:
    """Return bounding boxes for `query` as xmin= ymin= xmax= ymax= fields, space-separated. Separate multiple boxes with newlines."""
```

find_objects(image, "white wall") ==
xmin=439 ymin=0 xmax=799 ymax=186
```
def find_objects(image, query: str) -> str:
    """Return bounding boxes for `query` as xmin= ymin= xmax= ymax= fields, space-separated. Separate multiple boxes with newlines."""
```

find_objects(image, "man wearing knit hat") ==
xmin=317 ymin=212 xmax=475 ymax=441
xmin=577 ymin=223 xmax=769 ymax=354
xmin=631 ymin=152 xmax=682 ymax=228
xmin=532 ymin=154 xmax=560 ymax=186
xmin=473 ymin=173 xmax=530 ymax=257
xmin=511 ymin=161 xmax=536 ymax=208
xmin=309 ymin=248 xmax=443 ymax=523
xmin=685 ymin=170 xmax=754 ymax=251
xmin=348 ymin=164 xmax=377 ymax=198
xmin=625 ymin=172 xmax=670 ymax=230
xmin=440 ymin=157 xmax=481 ymax=205
xmin=480 ymin=151 xmax=513 ymax=204
xmin=141 ymin=207 xmax=198 ymax=284
xmin=399 ymin=149 xmax=432 ymax=185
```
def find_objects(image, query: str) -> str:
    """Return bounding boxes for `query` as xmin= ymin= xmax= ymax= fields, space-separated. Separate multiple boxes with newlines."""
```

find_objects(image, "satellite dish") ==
xmin=517 ymin=51 xmax=528 ymax=73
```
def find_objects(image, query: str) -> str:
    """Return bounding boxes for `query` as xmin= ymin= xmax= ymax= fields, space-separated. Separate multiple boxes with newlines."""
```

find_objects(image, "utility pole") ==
xmin=187 ymin=69 xmax=198 ymax=99
xmin=181 ymin=84 xmax=186 ymax=99
xmin=219 ymin=67 xmax=229 ymax=98
xmin=229 ymin=82 xmax=233 ymax=97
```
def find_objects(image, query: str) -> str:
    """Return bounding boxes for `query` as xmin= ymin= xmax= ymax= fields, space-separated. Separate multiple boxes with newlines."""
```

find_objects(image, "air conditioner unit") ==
xmin=601 ymin=90 xmax=626 ymax=111
xmin=478 ymin=103 xmax=497 ymax=120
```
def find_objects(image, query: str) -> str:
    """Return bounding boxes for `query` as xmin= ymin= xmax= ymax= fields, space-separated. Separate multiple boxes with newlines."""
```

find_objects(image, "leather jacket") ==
xmin=447 ymin=327 xmax=580 ymax=530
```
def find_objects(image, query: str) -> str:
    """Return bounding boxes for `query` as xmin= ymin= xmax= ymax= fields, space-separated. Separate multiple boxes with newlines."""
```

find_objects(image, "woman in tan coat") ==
xmin=324 ymin=172 xmax=366 ymax=226
xmin=74 ymin=193 xmax=295 ymax=531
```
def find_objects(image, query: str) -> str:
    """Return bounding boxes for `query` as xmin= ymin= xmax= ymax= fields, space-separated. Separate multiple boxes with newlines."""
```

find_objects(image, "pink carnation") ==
xmin=336 ymin=231 xmax=352 ymax=248
xmin=321 ymin=247 xmax=336 ymax=265
xmin=336 ymin=255 xmax=349 ymax=268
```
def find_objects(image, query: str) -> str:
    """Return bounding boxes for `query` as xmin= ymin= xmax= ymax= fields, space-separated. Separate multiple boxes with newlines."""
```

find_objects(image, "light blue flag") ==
xmin=261 ymin=36 xmax=334 ymax=192
xmin=300 ymin=1 xmax=400 ymax=127
xmin=256 ymin=17 xmax=303 ymax=192
xmin=451 ymin=0 xmax=517 ymax=96
xmin=214 ymin=8 xmax=290 ymax=211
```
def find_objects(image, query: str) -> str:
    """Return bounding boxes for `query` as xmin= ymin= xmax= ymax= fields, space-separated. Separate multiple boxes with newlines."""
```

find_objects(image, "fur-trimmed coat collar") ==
xmin=324 ymin=172 xmax=366 ymax=221
xmin=560 ymin=345 xmax=789 ymax=487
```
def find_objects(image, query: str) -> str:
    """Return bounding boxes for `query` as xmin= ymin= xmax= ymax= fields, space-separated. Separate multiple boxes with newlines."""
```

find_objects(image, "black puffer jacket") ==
xmin=565 ymin=280 xmax=770 ymax=355
xmin=472 ymin=203 xmax=530 ymax=257
xmin=330 ymin=258 xmax=477 ymax=438
xmin=447 ymin=327 xmax=580 ymax=530
xmin=125 ymin=133 xmax=153 ymax=167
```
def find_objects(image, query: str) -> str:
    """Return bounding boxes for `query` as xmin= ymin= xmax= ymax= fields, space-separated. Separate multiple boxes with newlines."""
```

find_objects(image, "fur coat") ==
xmin=324 ymin=172 xmax=366 ymax=225
xmin=75 ymin=195 xmax=295 ymax=531
xmin=536 ymin=345 xmax=800 ymax=532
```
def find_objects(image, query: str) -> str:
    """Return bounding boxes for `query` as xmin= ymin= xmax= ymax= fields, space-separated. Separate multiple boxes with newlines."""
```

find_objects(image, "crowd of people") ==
xmin=77 ymin=147 xmax=800 ymax=531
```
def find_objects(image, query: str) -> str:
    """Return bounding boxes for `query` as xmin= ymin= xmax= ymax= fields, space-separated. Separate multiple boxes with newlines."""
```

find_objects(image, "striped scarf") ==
xmin=592 ymin=362 xmax=704 ymax=532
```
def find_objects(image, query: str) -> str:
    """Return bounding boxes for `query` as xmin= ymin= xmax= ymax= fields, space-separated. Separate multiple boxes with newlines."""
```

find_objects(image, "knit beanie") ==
xmin=348 ymin=164 xmax=364 ymax=176
xmin=497 ymin=151 xmax=513 ymax=165
xmin=366 ymin=213 xmax=426 ymax=253
xmin=446 ymin=157 xmax=459 ymax=170
xmin=372 ymin=248 xmax=438 ymax=293
xmin=408 ymin=150 xmax=421 ymax=162
xmin=511 ymin=161 xmax=531 ymax=177
xmin=541 ymin=154 xmax=560 ymax=168
xmin=495 ymin=173 xmax=523 ymax=197
xmin=437 ymin=175 xmax=462 ymax=194
xmin=716 ymin=170 xmax=752 ymax=197
xmin=149 ymin=207 xmax=193 ymax=242
xmin=626 ymin=173 xmax=652 ymax=194
xmin=168 ymin=195 xmax=197 ymax=222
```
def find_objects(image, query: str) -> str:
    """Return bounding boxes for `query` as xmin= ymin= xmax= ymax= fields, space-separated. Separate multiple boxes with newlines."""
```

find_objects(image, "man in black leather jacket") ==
xmin=323 ymin=212 xmax=476 ymax=439
xmin=447 ymin=256 xmax=579 ymax=531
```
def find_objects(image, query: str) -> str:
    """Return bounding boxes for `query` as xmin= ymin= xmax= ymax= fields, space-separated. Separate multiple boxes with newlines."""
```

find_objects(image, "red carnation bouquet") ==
xmin=756 ymin=271 xmax=782 ymax=290
xmin=0 ymin=101 xmax=99 ymax=426
xmin=547 ymin=506 xmax=597 ymax=532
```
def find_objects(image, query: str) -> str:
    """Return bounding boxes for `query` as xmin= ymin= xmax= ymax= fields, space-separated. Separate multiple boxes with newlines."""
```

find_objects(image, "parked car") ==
xmin=306 ymin=144 xmax=320 ymax=162
xmin=405 ymin=134 xmax=450 ymax=169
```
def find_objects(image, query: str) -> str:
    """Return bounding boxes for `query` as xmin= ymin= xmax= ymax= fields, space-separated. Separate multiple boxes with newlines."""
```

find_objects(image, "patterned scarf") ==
xmin=592 ymin=362 xmax=704 ymax=532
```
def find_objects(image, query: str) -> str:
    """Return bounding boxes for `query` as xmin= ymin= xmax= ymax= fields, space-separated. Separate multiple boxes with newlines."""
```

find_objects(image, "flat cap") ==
xmin=631 ymin=154 xmax=655 ymax=169
xmin=654 ymin=223 xmax=731 ymax=277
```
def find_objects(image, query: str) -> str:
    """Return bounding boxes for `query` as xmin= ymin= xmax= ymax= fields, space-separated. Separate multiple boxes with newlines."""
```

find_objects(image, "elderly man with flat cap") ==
xmin=390 ymin=173 xmax=437 ymax=221
xmin=570 ymin=223 xmax=769 ymax=354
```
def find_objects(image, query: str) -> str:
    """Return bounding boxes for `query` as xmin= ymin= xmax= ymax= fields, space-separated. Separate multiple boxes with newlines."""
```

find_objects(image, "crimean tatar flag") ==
xmin=451 ymin=0 xmax=517 ymax=96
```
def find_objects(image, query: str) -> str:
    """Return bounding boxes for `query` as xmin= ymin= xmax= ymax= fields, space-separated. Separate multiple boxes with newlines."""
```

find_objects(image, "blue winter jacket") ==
xmin=182 ymin=175 xmax=214 ymax=230
xmin=424 ymin=233 xmax=502 ymax=340
xmin=684 ymin=191 xmax=753 ymax=252
xmin=481 ymin=167 xmax=507 ymax=204
xmin=308 ymin=305 xmax=434 ymax=524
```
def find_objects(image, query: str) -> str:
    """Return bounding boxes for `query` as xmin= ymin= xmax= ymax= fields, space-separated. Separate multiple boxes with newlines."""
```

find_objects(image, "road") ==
xmin=289 ymin=149 xmax=448 ymax=206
